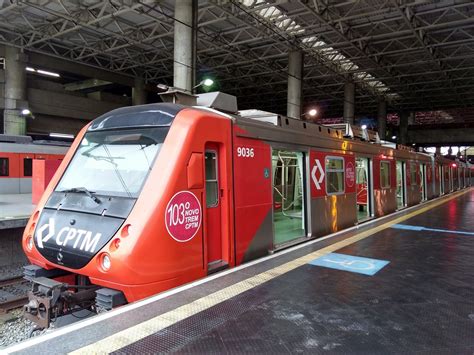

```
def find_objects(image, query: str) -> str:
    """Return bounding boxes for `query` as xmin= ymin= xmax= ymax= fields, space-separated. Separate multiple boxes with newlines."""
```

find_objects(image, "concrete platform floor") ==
xmin=0 ymin=194 xmax=34 ymax=229
xmin=7 ymin=188 xmax=474 ymax=354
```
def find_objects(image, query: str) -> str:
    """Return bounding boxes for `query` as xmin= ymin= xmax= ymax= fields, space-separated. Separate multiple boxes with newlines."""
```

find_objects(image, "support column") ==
xmin=132 ymin=76 xmax=146 ymax=105
xmin=377 ymin=99 xmax=387 ymax=140
xmin=343 ymin=80 xmax=355 ymax=124
xmin=399 ymin=111 xmax=409 ymax=145
xmin=287 ymin=50 xmax=303 ymax=119
xmin=3 ymin=46 xmax=27 ymax=135
xmin=436 ymin=146 xmax=441 ymax=155
xmin=408 ymin=112 xmax=415 ymax=125
xmin=173 ymin=0 xmax=195 ymax=93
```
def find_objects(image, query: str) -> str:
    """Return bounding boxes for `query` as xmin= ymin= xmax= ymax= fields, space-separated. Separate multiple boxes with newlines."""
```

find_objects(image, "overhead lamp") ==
xmin=361 ymin=124 xmax=367 ymax=130
xmin=391 ymin=135 xmax=397 ymax=140
xmin=308 ymin=108 xmax=317 ymax=117
xmin=25 ymin=66 xmax=60 ymax=77
xmin=37 ymin=69 xmax=60 ymax=78
xmin=203 ymin=78 xmax=214 ymax=87
xmin=193 ymin=78 xmax=214 ymax=89
xmin=20 ymin=108 xmax=35 ymax=119
xmin=302 ymin=108 xmax=318 ymax=118
xmin=49 ymin=133 xmax=74 ymax=139
xmin=156 ymin=83 xmax=169 ymax=91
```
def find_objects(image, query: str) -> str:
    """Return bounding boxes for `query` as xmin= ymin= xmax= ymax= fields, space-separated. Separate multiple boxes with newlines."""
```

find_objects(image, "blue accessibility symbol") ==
xmin=309 ymin=253 xmax=389 ymax=276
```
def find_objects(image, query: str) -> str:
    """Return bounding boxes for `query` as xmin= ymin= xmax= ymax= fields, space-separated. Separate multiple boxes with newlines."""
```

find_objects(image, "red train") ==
xmin=21 ymin=96 xmax=473 ymax=327
xmin=0 ymin=135 xmax=67 ymax=194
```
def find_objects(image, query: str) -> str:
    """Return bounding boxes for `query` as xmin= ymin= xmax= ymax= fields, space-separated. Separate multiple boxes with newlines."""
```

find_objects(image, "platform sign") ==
xmin=165 ymin=191 xmax=202 ymax=242
xmin=309 ymin=253 xmax=389 ymax=276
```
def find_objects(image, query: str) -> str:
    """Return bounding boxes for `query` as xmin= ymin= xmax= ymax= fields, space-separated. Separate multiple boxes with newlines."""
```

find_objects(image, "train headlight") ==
xmin=101 ymin=254 xmax=111 ymax=271
xmin=26 ymin=236 xmax=34 ymax=251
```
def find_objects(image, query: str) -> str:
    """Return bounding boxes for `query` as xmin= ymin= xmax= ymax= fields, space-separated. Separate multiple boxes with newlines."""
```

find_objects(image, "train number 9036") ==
xmin=236 ymin=147 xmax=255 ymax=158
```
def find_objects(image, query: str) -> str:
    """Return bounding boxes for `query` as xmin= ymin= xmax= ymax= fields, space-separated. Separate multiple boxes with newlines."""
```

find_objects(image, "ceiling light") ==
xmin=26 ymin=67 xmax=36 ymax=72
xmin=391 ymin=135 xmax=397 ymax=140
xmin=49 ymin=133 xmax=74 ymax=139
xmin=156 ymin=83 xmax=169 ymax=91
xmin=308 ymin=109 xmax=317 ymax=117
xmin=203 ymin=78 xmax=214 ymax=87
xmin=21 ymin=109 xmax=31 ymax=115
xmin=361 ymin=124 xmax=367 ymax=130
xmin=37 ymin=69 xmax=60 ymax=78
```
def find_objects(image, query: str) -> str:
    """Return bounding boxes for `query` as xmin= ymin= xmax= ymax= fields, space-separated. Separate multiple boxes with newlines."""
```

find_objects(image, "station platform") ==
xmin=6 ymin=188 xmax=474 ymax=354
xmin=0 ymin=194 xmax=34 ymax=230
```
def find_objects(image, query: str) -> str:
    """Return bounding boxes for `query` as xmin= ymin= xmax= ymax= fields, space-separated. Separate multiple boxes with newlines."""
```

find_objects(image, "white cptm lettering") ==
xmin=36 ymin=218 xmax=102 ymax=253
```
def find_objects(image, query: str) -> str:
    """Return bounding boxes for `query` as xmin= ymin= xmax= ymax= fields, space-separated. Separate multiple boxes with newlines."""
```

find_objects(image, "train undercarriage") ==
xmin=23 ymin=265 xmax=126 ymax=329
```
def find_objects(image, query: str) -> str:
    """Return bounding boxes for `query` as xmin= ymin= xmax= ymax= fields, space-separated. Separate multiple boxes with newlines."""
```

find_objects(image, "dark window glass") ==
xmin=326 ymin=157 xmax=345 ymax=194
xmin=380 ymin=161 xmax=391 ymax=189
xmin=56 ymin=127 xmax=168 ymax=198
xmin=0 ymin=158 xmax=9 ymax=176
xmin=205 ymin=151 xmax=218 ymax=207
xmin=24 ymin=158 xmax=33 ymax=177
xmin=410 ymin=163 xmax=417 ymax=186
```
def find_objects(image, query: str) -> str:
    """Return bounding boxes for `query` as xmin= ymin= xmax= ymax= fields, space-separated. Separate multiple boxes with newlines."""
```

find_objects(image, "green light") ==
xmin=203 ymin=78 xmax=214 ymax=87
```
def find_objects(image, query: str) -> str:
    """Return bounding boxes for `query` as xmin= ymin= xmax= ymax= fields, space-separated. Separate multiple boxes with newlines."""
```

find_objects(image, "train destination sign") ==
xmin=165 ymin=190 xmax=202 ymax=242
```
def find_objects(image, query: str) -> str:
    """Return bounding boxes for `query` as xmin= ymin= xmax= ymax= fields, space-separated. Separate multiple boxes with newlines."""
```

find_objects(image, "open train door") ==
xmin=355 ymin=156 xmax=372 ymax=221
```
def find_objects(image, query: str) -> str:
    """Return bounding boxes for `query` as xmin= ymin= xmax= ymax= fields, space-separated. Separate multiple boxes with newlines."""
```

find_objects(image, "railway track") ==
xmin=0 ymin=277 xmax=29 ymax=314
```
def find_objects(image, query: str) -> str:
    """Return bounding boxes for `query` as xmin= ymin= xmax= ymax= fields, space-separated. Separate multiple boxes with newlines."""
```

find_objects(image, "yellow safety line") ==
xmin=71 ymin=189 xmax=471 ymax=355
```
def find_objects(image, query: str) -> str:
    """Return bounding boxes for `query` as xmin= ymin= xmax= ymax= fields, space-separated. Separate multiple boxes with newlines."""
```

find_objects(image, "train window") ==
xmin=410 ymin=163 xmax=417 ymax=185
xmin=56 ymin=127 xmax=168 ymax=198
xmin=326 ymin=156 xmax=344 ymax=194
xmin=380 ymin=161 xmax=391 ymax=189
xmin=0 ymin=158 xmax=9 ymax=176
xmin=205 ymin=151 xmax=218 ymax=208
xmin=24 ymin=158 xmax=33 ymax=177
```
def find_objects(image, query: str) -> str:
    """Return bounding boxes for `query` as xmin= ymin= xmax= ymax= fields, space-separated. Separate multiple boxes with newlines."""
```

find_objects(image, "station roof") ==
xmin=0 ymin=0 xmax=473 ymax=123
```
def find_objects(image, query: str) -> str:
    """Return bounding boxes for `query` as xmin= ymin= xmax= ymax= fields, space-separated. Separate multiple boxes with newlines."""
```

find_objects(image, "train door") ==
xmin=396 ymin=160 xmax=406 ymax=209
xmin=420 ymin=163 xmax=427 ymax=201
xmin=444 ymin=165 xmax=451 ymax=192
xmin=272 ymin=149 xmax=305 ymax=247
xmin=356 ymin=157 xmax=371 ymax=221
xmin=204 ymin=147 xmax=223 ymax=271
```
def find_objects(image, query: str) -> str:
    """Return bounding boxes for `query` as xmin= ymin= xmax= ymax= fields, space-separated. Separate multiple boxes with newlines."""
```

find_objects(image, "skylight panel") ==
xmin=240 ymin=0 xmax=395 ymax=97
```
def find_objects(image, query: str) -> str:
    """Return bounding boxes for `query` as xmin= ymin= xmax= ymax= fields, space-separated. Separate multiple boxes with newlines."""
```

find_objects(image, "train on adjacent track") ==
xmin=0 ymin=135 xmax=68 ymax=194
xmin=19 ymin=93 xmax=473 ymax=328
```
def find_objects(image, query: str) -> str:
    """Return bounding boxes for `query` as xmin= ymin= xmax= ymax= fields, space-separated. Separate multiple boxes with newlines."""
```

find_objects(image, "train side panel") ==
xmin=233 ymin=127 xmax=273 ymax=264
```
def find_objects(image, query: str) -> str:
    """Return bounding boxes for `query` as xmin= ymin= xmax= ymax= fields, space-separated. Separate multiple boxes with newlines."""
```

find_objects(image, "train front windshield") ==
xmin=56 ymin=127 xmax=168 ymax=198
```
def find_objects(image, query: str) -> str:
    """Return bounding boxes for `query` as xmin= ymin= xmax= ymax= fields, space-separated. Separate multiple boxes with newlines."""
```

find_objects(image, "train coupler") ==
xmin=23 ymin=277 xmax=98 ymax=329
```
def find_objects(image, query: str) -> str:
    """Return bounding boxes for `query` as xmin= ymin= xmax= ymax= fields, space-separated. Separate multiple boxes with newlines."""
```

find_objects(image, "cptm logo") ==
xmin=36 ymin=218 xmax=102 ymax=254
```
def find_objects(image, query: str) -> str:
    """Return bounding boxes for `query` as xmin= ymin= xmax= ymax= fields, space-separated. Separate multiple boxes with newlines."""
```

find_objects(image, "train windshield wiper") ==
xmin=59 ymin=187 xmax=101 ymax=204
